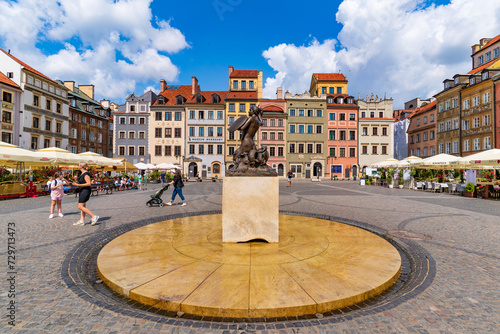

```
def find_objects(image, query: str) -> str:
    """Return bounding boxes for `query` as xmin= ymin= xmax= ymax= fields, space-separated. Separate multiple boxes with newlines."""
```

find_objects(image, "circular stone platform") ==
xmin=97 ymin=214 xmax=401 ymax=318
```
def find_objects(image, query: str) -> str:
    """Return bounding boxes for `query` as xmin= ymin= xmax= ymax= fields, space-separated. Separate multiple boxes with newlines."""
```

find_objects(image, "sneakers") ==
xmin=181 ymin=202 xmax=187 ymax=206
xmin=91 ymin=215 xmax=99 ymax=226
xmin=165 ymin=202 xmax=172 ymax=206
xmin=58 ymin=213 xmax=64 ymax=217
xmin=73 ymin=220 xmax=85 ymax=226
xmin=49 ymin=214 xmax=54 ymax=219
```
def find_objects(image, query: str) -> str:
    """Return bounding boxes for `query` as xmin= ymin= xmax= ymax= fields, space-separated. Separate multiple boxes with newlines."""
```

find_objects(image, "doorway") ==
xmin=188 ymin=162 xmax=198 ymax=177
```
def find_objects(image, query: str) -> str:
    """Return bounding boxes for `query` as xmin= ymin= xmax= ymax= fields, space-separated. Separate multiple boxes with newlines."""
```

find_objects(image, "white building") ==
xmin=357 ymin=94 xmax=394 ymax=170
xmin=185 ymin=79 xmax=227 ymax=178
xmin=0 ymin=49 xmax=70 ymax=150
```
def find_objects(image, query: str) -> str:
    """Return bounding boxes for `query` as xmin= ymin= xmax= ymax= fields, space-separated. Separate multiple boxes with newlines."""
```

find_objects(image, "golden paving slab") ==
xmin=97 ymin=214 xmax=402 ymax=318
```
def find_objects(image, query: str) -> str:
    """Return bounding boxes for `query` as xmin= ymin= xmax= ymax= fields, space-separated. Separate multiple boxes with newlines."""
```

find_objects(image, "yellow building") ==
xmin=224 ymin=66 xmax=262 ymax=169
xmin=309 ymin=73 xmax=348 ymax=97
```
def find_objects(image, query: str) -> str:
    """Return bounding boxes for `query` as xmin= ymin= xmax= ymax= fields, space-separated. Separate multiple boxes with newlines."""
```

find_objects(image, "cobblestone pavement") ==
xmin=1 ymin=180 xmax=499 ymax=334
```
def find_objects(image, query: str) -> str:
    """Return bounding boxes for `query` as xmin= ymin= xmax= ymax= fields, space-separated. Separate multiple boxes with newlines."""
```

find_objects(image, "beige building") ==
xmin=357 ymin=94 xmax=394 ymax=170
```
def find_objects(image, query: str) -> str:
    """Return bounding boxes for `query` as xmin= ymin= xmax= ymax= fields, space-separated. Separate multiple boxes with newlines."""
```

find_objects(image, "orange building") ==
xmin=407 ymin=101 xmax=437 ymax=158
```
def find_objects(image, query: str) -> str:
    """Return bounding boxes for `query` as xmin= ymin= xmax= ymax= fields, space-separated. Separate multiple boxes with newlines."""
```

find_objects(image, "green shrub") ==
xmin=465 ymin=182 xmax=475 ymax=192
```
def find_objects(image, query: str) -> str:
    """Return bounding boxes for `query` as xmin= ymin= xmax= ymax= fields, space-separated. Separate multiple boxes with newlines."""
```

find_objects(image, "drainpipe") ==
xmin=493 ymin=78 xmax=497 ymax=148
xmin=459 ymin=90 xmax=462 ymax=156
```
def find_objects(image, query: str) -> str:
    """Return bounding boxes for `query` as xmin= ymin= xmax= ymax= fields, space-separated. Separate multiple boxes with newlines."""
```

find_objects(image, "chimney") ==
xmin=276 ymin=87 xmax=283 ymax=100
xmin=480 ymin=38 xmax=491 ymax=46
xmin=79 ymin=84 xmax=95 ymax=100
xmin=160 ymin=79 xmax=167 ymax=93
xmin=64 ymin=81 xmax=75 ymax=92
xmin=192 ymin=76 xmax=200 ymax=95
xmin=100 ymin=99 xmax=110 ymax=108
xmin=228 ymin=66 xmax=234 ymax=76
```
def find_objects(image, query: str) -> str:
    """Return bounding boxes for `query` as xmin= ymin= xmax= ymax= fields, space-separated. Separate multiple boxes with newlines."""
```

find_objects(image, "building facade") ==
xmin=150 ymin=80 xmax=189 ymax=167
xmin=494 ymin=72 xmax=500 ymax=148
xmin=285 ymin=91 xmax=327 ymax=179
xmin=357 ymin=94 xmax=394 ymax=170
xmin=113 ymin=90 xmax=156 ymax=164
xmin=0 ymin=71 xmax=22 ymax=145
xmin=259 ymin=87 xmax=287 ymax=176
xmin=407 ymin=101 xmax=437 ymax=158
xmin=0 ymin=49 xmax=70 ymax=150
xmin=225 ymin=67 xmax=262 ymax=170
xmin=393 ymin=110 xmax=414 ymax=160
xmin=185 ymin=77 xmax=227 ymax=178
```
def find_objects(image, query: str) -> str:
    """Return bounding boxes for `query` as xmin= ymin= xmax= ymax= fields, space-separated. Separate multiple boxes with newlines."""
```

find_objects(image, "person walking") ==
xmin=287 ymin=169 xmax=294 ymax=187
xmin=49 ymin=172 xmax=66 ymax=218
xmin=160 ymin=171 xmax=166 ymax=187
xmin=138 ymin=173 xmax=143 ymax=190
xmin=70 ymin=162 xmax=99 ymax=226
xmin=166 ymin=169 xmax=186 ymax=206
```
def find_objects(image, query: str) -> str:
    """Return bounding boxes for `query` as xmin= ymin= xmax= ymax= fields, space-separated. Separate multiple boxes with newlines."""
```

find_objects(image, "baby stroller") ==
xmin=146 ymin=184 xmax=170 ymax=207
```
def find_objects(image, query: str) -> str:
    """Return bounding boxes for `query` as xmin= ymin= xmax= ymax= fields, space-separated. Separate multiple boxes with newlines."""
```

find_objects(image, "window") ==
xmin=307 ymin=144 xmax=313 ymax=153
xmin=199 ymin=145 xmax=204 ymax=155
xmin=262 ymin=119 xmax=267 ymax=127
xmin=462 ymin=120 xmax=470 ymax=130
xmin=307 ymin=110 xmax=313 ymax=117
xmin=349 ymin=113 xmax=355 ymax=121
xmin=43 ymin=138 xmax=51 ymax=148
xmin=453 ymin=141 xmax=459 ymax=154
xmin=316 ymin=110 xmax=322 ymax=117
xmin=329 ymin=130 xmax=336 ymax=140
xmin=72 ymin=113 xmax=78 ymax=121
xmin=155 ymin=112 xmax=162 ymax=121
xmin=329 ymin=113 xmax=335 ymax=121
xmin=329 ymin=147 xmax=336 ymax=157
xmin=322 ymin=87 xmax=327 ymax=94
xmin=430 ymin=114 xmax=434 ymax=122
xmin=362 ymin=146 xmax=367 ymax=154
xmin=289 ymin=143 xmax=295 ymax=153
xmin=229 ymin=116 xmax=235 ymax=125
xmin=217 ymin=110 xmax=223 ymax=119
xmin=424 ymin=147 xmax=428 ymax=157
xmin=416 ymin=134 xmax=420 ymax=143
xmin=241 ymin=81 xmax=246 ymax=90
xmin=32 ymin=116 xmax=40 ymax=129
xmin=129 ymin=118 xmax=135 ymax=125
xmin=71 ymin=128 xmax=77 ymax=138
xmin=228 ymin=131 xmax=235 ymax=140
xmin=463 ymin=140 xmax=470 ymax=152
xmin=269 ymin=119 xmax=275 ymax=127
xmin=486 ymin=52 xmax=491 ymax=62
xmin=483 ymin=114 xmax=491 ymax=126
xmin=30 ymin=136 xmax=38 ymax=150
xmin=139 ymin=117 xmax=145 ymax=125
xmin=199 ymin=127 xmax=204 ymax=137
xmin=483 ymin=92 xmax=491 ymax=103
xmin=463 ymin=100 xmax=469 ymax=109
xmin=339 ymin=148 xmax=345 ymax=157
xmin=495 ymin=48 xmax=500 ymax=58
xmin=118 ymin=131 xmax=125 ymax=139
xmin=262 ymin=132 xmax=268 ymax=140
xmin=174 ymin=146 xmax=181 ymax=156
xmin=453 ymin=118 xmax=459 ymax=130
xmin=165 ymin=112 xmax=172 ymax=120
xmin=349 ymin=130 xmax=356 ymax=140
xmin=217 ymin=127 xmax=223 ymax=137
xmin=82 ymin=116 xmax=87 ymax=124
xmin=472 ymin=96 xmax=479 ymax=107
xmin=484 ymin=137 xmax=491 ymax=149
xmin=2 ymin=110 xmax=12 ymax=123
xmin=229 ymin=103 xmax=235 ymax=112
xmin=340 ymin=130 xmax=346 ymax=140
xmin=339 ymin=113 xmax=346 ymax=121
xmin=482 ymin=72 xmax=489 ymax=81
xmin=327 ymin=97 xmax=334 ymax=104
xmin=175 ymin=112 xmax=182 ymax=121
xmin=128 ymin=146 xmax=135 ymax=156
xmin=444 ymin=102 xmax=450 ymax=111
xmin=139 ymin=146 xmax=145 ymax=156
xmin=2 ymin=91 xmax=12 ymax=103
xmin=361 ymin=112 xmax=366 ymax=118
xmin=410 ymin=135 xmax=414 ymax=144
xmin=217 ymin=145 xmax=223 ymax=155
xmin=81 ymin=130 xmax=86 ymax=140
xmin=228 ymin=147 xmax=235 ymax=155
xmin=478 ymin=55 xmax=484 ymax=65
xmin=33 ymin=95 xmax=39 ymax=106
xmin=370 ymin=112 xmax=374 ymax=118
xmin=337 ymin=87 xmax=342 ymax=94
xmin=278 ymin=119 xmax=283 ymax=127
xmin=307 ymin=125 xmax=313 ymax=134
xmin=269 ymin=147 xmax=275 ymax=156
xmin=239 ymin=104 xmax=245 ymax=112
xmin=298 ymin=109 xmax=304 ymax=117
xmin=174 ymin=128 xmax=181 ymax=138
xmin=298 ymin=125 xmax=304 ymax=133
xmin=155 ymin=128 xmax=162 ymax=138
xmin=445 ymin=121 xmax=451 ymax=131
xmin=208 ymin=127 xmax=214 ymax=137
xmin=362 ymin=127 xmax=367 ymax=136
xmin=430 ymin=147 xmax=435 ymax=156
xmin=270 ymin=132 xmax=275 ymax=140
xmin=438 ymin=123 xmax=444 ymax=133
xmin=316 ymin=125 xmax=322 ymax=134
xmin=473 ymin=117 xmax=480 ymax=128
xmin=289 ymin=109 xmax=296 ymax=117
xmin=233 ymin=80 xmax=238 ymax=89
xmin=249 ymin=81 xmax=254 ymax=89
xmin=379 ymin=112 xmax=383 ymax=118
xmin=423 ymin=132 xmax=428 ymax=141
xmin=97 ymin=133 xmax=102 ymax=143
xmin=316 ymin=144 xmax=322 ymax=154
xmin=382 ymin=146 xmax=387 ymax=155
xmin=445 ymin=142 xmax=451 ymax=154
xmin=424 ymin=116 xmax=427 ymax=124
xmin=382 ymin=127 xmax=387 ymax=136
xmin=473 ymin=138 xmax=480 ymax=151
xmin=189 ymin=144 xmax=195 ymax=155
xmin=45 ymin=98 xmax=51 ymax=110
xmin=198 ymin=110 xmax=205 ymax=119
xmin=430 ymin=130 xmax=435 ymax=140
xmin=208 ymin=111 xmax=214 ymax=119
xmin=452 ymin=98 xmax=458 ymax=108
xmin=155 ymin=145 xmax=161 ymax=156
xmin=298 ymin=143 xmax=304 ymax=153
xmin=416 ymin=148 xmax=421 ymax=157
xmin=372 ymin=127 xmax=378 ymax=135
xmin=417 ymin=119 xmax=420 ymax=126
xmin=372 ymin=146 xmax=377 ymax=154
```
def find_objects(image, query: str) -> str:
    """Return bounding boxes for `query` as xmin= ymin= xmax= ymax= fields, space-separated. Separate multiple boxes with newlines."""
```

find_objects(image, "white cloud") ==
xmin=263 ymin=0 xmax=500 ymax=108
xmin=0 ymin=0 xmax=189 ymax=100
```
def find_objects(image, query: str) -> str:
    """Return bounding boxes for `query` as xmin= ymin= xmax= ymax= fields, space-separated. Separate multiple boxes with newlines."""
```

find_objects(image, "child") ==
xmin=47 ymin=176 xmax=53 ymax=193
xmin=49 ymin=172 xmax=66 ymax=218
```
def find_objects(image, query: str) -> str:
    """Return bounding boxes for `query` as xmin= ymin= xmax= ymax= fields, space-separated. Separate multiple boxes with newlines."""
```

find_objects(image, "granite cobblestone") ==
xmin=1 ymin=180 xmax=499 ymax=333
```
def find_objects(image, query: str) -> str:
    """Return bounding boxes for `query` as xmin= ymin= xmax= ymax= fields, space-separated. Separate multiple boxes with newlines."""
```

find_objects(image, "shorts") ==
xmin=78 ymin=188 xmax=91 ymax=203
xmin=51 ymin=196 xmax=64 ymax=201
xmin=288 ymin=178 xmax=292 ymax=182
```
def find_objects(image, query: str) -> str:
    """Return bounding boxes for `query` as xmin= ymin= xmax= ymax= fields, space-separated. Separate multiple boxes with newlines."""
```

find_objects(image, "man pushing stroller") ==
xmin=166 ymin=169 xmax=187 ymax=206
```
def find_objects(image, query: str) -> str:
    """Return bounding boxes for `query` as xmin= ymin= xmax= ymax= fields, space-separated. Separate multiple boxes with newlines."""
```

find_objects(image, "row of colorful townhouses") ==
xmin=113 ymin=67 xmax=394 ymax=179
xmin=394 ymin=34 xmax=500 ymax=161
xmin=3 ymin=34 xmax=499 ymax=179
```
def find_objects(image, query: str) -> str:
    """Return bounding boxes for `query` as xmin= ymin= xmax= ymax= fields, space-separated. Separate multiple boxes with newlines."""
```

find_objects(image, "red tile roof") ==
xmin=0 ymin=71 xmax=20 ymax=89
xmin=313 ymin=73 xmax=347 ymax=81
xmin=473 ymin=33 xmax=500 ymax=55
xmin=262 ymin=105 xmax=284 ymax=112
xmin=152 ymin=85 xmax=193 ymax=106
xmin=408 ymin=100 xmax=437 ymax=118
xmin=468 ymin=58 xmax=500 ymax=74
xmin=229 ymin=70 xmax=259 ymax=78
xmin=0 ymin=48 xmax=58 ymax=84
xmin=187 ymin=91 xmax=228 ymax=104
xmin=225 ymin=91 xmax=258 ymax=100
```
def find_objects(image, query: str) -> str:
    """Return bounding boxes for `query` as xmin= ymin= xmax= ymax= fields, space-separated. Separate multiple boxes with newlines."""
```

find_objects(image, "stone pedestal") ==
xmin=222 ymin=176 xmax=279 ymax=243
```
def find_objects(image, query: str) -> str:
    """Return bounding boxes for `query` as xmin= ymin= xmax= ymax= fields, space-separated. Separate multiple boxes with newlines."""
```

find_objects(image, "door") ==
xmin=313 ymin=162 xmax=322 ymax=177
xmin=353 ymin=166 xmax=358 ymax=178
xmin=345 ymin=168 xmax=350 ymax=178
xmin=305 ymin=169 xmax=311 ymax=178
xmin=278 ymin=164 xmax=284 ymax=176
xmin=188 ymin=162 xmax=198 ymax=177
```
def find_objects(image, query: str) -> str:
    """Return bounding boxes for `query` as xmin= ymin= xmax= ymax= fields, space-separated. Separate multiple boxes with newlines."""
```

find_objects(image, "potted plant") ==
xmin=464 ymin=182 xmax=476 ymax=198
xmin=387 ymin=170 xmax=396 ymax=188
xmin=476 ymin=184 xmax=489 ymax=199
xmin=398 ymin=170 xmax=404 ymax=189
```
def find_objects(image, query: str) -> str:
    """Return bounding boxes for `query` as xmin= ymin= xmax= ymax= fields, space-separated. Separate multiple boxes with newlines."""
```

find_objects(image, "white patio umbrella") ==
xmin=410 ymin=153 xmax=461 ymax=169
xmin=78 ymin=152 xmax=122 ymax=166
xmin=396 ymin=156 xmax=422 ymax=168
xmin=459 ymin=149 xmax=500 ymax=166
xmin=371 ymin=158 xmax=399 ymax=168
xmin=37 ymin=147 xmax=83 ymax=165
xmin=156 ymin=162 xmax=180 ymax=170
xmin=0 ymin=141 xmax=49 ymax=167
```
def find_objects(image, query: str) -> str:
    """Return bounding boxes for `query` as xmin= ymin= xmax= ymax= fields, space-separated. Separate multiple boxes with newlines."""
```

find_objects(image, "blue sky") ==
xmin=1 ymin=0 xmax=500 ymax=109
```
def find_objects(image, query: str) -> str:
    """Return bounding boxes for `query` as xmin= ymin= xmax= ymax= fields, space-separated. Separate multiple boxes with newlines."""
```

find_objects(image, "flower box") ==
xmin=463 ymin=191 xmax=476 ymax=198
